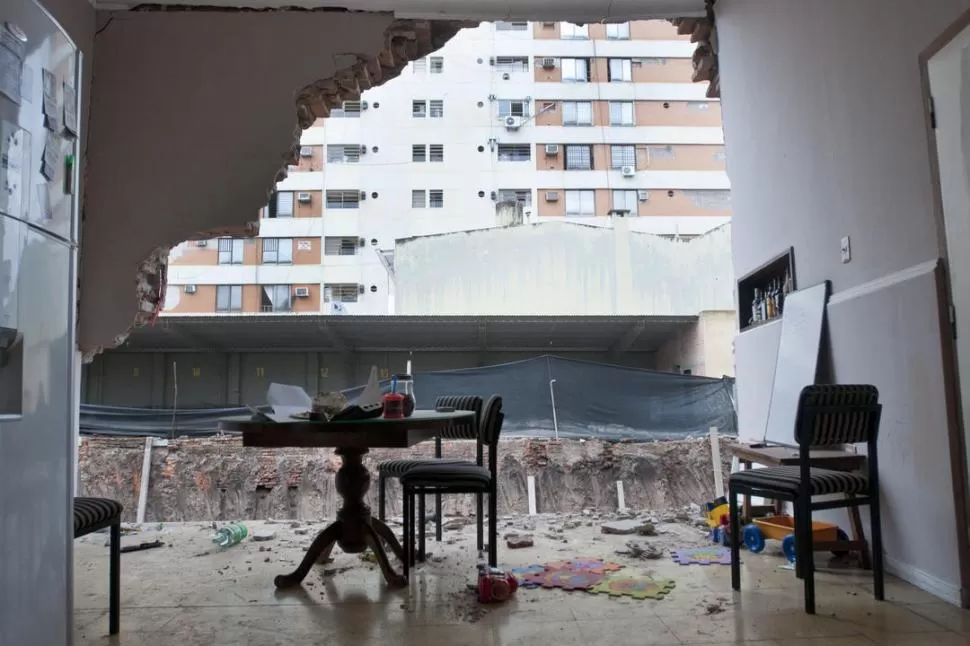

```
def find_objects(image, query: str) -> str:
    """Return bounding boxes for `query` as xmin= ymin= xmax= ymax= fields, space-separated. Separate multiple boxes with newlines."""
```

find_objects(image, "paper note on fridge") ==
xmin=266 ymin=382 xmax=312 ymax=422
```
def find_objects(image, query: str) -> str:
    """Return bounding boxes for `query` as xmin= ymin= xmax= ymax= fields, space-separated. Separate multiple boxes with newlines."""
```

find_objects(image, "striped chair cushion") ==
xmin=377 ymin=458 xmax=470 ymax=477
xmin=434 ymin=395 xmax=483 ymax=440
xmin=401 ymin=463 xmax=492 ymax=489
xmin=74 ymin=497 xmax=123 ymax=536
xmin=730 ymin=466 xmax=869 ymax=496
xmin=796 ymin=385 xmax=879 ymax=446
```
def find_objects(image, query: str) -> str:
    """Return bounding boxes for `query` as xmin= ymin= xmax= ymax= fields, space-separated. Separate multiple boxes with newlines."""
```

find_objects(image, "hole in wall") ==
xmin=371 ymin=192 xmax=379 ymax=199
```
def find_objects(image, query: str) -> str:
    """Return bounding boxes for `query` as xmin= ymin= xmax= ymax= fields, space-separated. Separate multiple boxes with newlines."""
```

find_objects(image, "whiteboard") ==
xmin=763 ymin=281 xmax=830 ymax=446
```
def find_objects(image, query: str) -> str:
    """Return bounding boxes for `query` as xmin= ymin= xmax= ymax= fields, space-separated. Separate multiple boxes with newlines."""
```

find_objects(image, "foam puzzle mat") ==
xmin=509 ymin=565 xmax=546 ymax=588
xmin=520 ymin=568 xmax=607 ymax=591
xmin=589 ymin=576 xmax=677 ymax=600
xmin=671 ymin=546 xmax=733 ymax=565
xmin=543 ymin=558 xmax=623 ymax=574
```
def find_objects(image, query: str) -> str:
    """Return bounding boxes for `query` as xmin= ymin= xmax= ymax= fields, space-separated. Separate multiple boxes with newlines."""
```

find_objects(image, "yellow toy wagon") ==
xmin=742 ymin=515 xmax=849 ymax=563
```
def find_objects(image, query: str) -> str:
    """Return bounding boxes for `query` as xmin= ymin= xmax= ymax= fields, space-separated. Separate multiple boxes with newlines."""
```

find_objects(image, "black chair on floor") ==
xmin=377 ymin=395 xmax=484 ymax=547
xmin=401 ymin=395 xmax=503 ymax=580
xmin=74 ymin=497 xmax=123 ymax=635
xmin=728 ymin=384 xmax=883 ymax=615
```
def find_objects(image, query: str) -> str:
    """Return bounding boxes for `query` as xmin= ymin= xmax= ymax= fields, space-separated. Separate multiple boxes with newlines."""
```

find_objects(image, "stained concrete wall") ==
xmin=394 ymin=220 xmax=734 ymax=316
xmin=654 ymin=310 xmax=736 ymax=377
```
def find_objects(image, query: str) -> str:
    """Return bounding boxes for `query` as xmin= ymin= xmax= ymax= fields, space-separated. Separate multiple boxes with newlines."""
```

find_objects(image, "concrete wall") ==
xmin=395 ymin=220 xmax=734 ymax=315
xmin=717 ymin=0 xmax=970 ymax=603
xmin=655 ymin=310 xmax=736 ymax=377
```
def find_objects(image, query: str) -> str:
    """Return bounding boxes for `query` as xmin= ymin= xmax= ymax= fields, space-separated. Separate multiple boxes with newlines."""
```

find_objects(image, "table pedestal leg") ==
xmin=371 ymin=517 xmax=405 ymax=563
xmin=275 ymin=521 xmax=343 ymax=588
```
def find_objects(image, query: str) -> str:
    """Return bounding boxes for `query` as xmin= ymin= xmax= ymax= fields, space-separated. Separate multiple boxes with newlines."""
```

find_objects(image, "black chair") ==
xmin=74 ymin=497 xmax=123 ymax=635
xmin=377 ymin=395 xmax=484 ymax=547
xmin=728 ymin=385 xmax=883 ymax=615
xmin=401 ymin=395 xmax=503 ymax=580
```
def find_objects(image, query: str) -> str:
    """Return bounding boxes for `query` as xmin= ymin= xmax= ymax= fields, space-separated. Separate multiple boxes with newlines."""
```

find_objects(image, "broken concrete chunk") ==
xmin=293 ymin=528 xmax=310 ymax=535
xmin=616 ymin=540 xmax=663 ymax=560
xmin=506 ymin=534 xmax=534 ymax=549
xmin=252 ymin=530 xmax=276 ymax=542
xmin=289 ymin=521 xmax=302 ymax=529
xmin=601 ymin=519 xmax=653 ymax=535
xmin=637 ymin=522 xmax=657 ymax=536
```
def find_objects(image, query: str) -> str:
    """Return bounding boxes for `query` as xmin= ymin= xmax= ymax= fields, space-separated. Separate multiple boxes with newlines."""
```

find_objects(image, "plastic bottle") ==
xmin=212 ymin=522 xmax=248 ymax=547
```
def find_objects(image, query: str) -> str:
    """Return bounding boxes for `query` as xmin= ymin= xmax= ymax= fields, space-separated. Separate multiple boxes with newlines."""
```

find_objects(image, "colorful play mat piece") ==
xmin=543 ymin=558 xmax=624 ymax=574
xmin=589 ymin=576 xmax=676 ymax=600
xmin=671 ymin=546 xmax=733 ymax=565
xmin=509 ymin=565 xmax=546 ymax=588
xmin=521 ymin=568 xmax=607 ymax=591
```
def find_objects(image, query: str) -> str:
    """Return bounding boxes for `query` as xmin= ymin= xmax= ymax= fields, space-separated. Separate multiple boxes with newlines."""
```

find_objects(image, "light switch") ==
xmin=840 ymin=236 xmax=851 ymax=263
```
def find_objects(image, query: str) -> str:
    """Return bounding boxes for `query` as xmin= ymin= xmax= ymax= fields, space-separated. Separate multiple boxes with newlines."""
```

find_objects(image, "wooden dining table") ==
xmin=220 ymin=409 xmax=475 ymax=588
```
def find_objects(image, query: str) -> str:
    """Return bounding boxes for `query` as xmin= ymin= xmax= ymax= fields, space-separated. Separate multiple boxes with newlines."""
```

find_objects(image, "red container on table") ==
xmin=382 ymin=392 xmax=405 ymax=419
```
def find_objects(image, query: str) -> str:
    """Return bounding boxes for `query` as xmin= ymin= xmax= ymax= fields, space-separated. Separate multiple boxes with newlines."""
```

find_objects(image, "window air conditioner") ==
xmin=299 ymin=146 xmax=313 ymax=157
xmin=544 ymin=191 xmax=559 ymax=202
xmin=358 ymin=284 xmax=366 ymax=295
xmin=294 ymin=287 xmax=310 ymax=298
xmin=502 ymin=73 xmax=510 ymax=80
xmin=184 ymin=285 xmax=197 ymax=294
xmin=358 ymin=237 xmax=366 ymax=247
xmin=297 ymin=192 xmax=312 ymax=203
xmin=490 ymin=191 xmax=497 ymax=200
xmin=542 ymin=22 xmax=556 ymax=26
xmin=359 ymin=145 xmax=367 ymax=155
xmin=505 ymin=116 xmax=522 ymax=130
xmin=361 ymin=101 xmax=369 ymax=110
xmin=637 ymin=189 xmax=650 ymax=201
xmin=195 ymin=240 xmax=208 ymax=247
xmin=621 ymin=166 xmax=636 ymax=177
xmin=541 ymin=57 xmax=556 ymax=69
xmin=489 ymin=57 xmax=495 ymax=65
xmin=359 ymin=191 xmax=367 ymax=200
xmin=544 ymin=144 xmax=559 ymax=156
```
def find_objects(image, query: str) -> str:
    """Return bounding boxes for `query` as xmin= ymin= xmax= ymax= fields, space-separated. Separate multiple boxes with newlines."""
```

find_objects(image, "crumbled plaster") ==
xmin=669 ymin=0 xmax=719 ymax=98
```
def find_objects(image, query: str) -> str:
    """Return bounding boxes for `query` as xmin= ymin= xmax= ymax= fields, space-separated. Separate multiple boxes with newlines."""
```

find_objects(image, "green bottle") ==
xmin=212 ymin=523 xmax=248 ymax=547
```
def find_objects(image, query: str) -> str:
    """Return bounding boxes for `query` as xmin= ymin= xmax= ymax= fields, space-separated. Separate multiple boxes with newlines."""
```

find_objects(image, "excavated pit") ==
xmin=78 ymin=436 xmax=736 ymax=522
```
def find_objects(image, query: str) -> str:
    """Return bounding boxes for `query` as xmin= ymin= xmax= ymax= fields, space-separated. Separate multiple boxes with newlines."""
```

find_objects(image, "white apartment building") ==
xmin=164 ymin=20 xmax=730 ymax=317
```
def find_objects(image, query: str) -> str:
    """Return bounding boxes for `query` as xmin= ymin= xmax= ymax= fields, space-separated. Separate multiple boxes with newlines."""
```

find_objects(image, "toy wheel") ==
xmin=743 ymin=524 xmax=765 ymax=553
xmin=782 ymin=534 xmax=797 ymax=563
xmin=832 ymin=528 xmax=850 ymax=557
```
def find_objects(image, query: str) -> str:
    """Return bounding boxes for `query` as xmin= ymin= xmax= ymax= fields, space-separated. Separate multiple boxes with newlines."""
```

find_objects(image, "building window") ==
xmin=612 ymin=189 xmax=639 ymax=216
xmin=684 ymin=189 xmax=732 ymax=210
xmin=497 ymin=144 xmax=531 ymax=162
xmin=497 ymin=189 xmax=532 ymax=206
xmin=608 ymin=59 xmax=633 ymax=82
xmin=272 ymin=191 xmax=294 ymax=218
xmin=606 ymin=22 xmax=630 ymax=39
xmin=430 ymin=57 xmax=444 ymax=73
xmin=429 ymin=144 xmax=444 ymax=162
xmin=412 ymin=144 xmax=427 ymax=162
xmin=429 ymin=190 xmax=444 ymax=208
xmin=215 ymin=285 xmax=242 ymax=312
xmin=330 ymin=101 xmax=362 ymax=118
xmin=262 ymin=238 xmax=293 ymax=264
xmin=562 ymin=101 xmax=593 ymax=126
xmin=324 ymin=284 xmax=360 ymax=303
xmin=412 ymin=58 xmax=427 ymax=74
xmin=565 ymin=190 xmax=595 ymax=216
xmin=324 ymin=237 xmax=359 ymax=256
xmin=560 ymin=58 xmax=590 ymax=82
xmin=494 ymin=56 xmax=529 ymax=72
xmin=495 ymin=21 xmax=528 ymax=31
xmin=411 ymin=190 xmax=427 ymax=208
xmin=326 ymin=145 xmax=360 ymax=163
xmin=326 ymin=190 xmax=361 ymax=209
xmin=610 ymin=145 xmax=636 ymax=169
xmin=217 ymin=238 xmax=244 ymax=264
xmin=429 ymin=100 xmax=444 ymax=118
xmin=609 ymin=101 xmax=635 ymax=126
xmin=497 ymin=99 xmax=530 ymax=118
xmin=260 ymin=285 xmax=291 ymax=312
xmin=560 ymin=23 xmax=588 ymax=39
xmin=412 ymin=100 xmax=427 ymax=118
xmin=564 ymin=145 xmax=593 ymax=170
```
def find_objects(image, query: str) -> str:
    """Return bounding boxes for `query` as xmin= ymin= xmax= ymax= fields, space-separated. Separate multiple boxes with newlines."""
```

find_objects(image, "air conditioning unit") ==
xmin=358 ymin=237 xmax=366 ymax=247
xmin=489 ymin=57 xmax=495 ymax=66
xmin=541 ymin=57 xmax=556 ymax=69
xmin=294 ymin=287 xmax=310 ymax=298
xmin=299 ymin=146 xmax=313 ymax=157
xmin=502 ymin=73 xmax=510 ymax=80
xmin=542 ymin=21 xmax=556 ymax=26
xmin=505 ymin=116 xmax=522 ymax=130
xmin=490 ymin=190 xmax=497 ymax=200
xmin=184 ymin=284 xmax=197 ymax=294
xmin=361 ymin=101 xmax=369 ymax=110
xmin=544 ymin=144 xmax=559 ymax=156
xmin=637 ymin=189 xmax=650 ymax=201
xmin=621 ymin=166 xmax=636 ymax=177
xmin=359 ymin=145 xmax=367 ymax=155
xmin=358 ymin=284 xmax=366 ymax=295
xmin=359 ymin=191 xmax=367 ymax=200
xmin=195 ymin=240 xmax=208 ymax=247
xmin=544 ymin=191 xmax=559 ymax=202
xmin=297 ymin=192 xmax=312 ymax=203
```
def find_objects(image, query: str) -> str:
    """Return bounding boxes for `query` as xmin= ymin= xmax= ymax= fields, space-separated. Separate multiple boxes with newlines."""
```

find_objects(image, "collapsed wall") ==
xmin=78 ymin=435 xmax=735 ymax=522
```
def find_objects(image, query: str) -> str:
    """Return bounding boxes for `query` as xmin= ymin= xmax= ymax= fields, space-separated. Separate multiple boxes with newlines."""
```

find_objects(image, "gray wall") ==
xmin=83 ymin=350 xmax=656 ymax=408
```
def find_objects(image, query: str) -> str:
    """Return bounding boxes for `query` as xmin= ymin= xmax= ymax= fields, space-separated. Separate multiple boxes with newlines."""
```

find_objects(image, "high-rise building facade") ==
xmin=164 ymin=20 xmax=730 ymax=316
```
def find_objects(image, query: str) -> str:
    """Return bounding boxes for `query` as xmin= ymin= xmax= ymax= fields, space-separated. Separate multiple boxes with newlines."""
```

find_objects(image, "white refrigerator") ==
xmin=0 ymin=0 xmax=80 ymax=643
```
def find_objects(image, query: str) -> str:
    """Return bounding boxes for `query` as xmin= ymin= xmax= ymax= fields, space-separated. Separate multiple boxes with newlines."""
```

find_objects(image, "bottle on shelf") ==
xmin=751 ymin=289 xmax=762 ymax=324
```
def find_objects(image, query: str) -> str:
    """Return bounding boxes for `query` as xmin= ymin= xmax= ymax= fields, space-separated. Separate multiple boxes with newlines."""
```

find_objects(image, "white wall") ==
xmin=718 ymin=0 xmax=970 ymax=602
xmin=395 ymin=220 xmax=734 ymax=315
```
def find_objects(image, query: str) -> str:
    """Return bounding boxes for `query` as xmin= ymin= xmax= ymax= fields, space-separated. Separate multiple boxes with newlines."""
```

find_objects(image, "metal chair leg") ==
xmin=729 ymin=489 xmax=741 ymax=591
xmin=418 ymin=493 xmax=426 ymax=562
xmin=378 ymin=475 xmax=387 ymax=522
xmin=798 ymin=498 xmax=816 ymax=614
xmin=488 ymin=487 xmax=498 ymax=566
xmin=402 ymin=486 xmax=411 ymax=580
xmin=109 ymin=521 xmax=121 ymax=635
xmin=871 ymin=494 xmax=885 ymax=601
xmin=477 ymin=492 xmax=484 ymax=552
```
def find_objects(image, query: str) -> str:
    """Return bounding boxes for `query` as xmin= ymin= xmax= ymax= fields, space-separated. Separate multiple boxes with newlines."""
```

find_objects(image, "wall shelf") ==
xmin=737 ymin=248 xmax=795 ymax=332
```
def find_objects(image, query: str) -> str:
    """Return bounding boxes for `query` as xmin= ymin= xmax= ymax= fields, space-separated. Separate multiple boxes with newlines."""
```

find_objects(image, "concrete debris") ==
xmin=601 ymin=519 xmax=653 ymax=535
xmin=443 ymin=518 xmax=471 ymax=531
xmin=505 ymin=534 xmax=534 ymax=549
xmin=616 ymin=540 xmax=663 ymax=560
xmin=252 ymin=530 xmax=276 ymax=542
xmin=293 ymin=528 xmax=309 ymax=535
xmin=638 ymin=522 xmax=657 ymax=536
xmin=289 ymin=521 xmax=302 ymax=528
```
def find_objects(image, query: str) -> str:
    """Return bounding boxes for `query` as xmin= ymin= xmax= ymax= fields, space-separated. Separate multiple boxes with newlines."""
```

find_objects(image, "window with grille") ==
xmin=412 ymin=100 xmax=427 ymax=117
xmin=326 ymin=190 xmax=360 ymax=209
xmin=326 ymin=145 xmax=360 ymax=164
xmin=564 ymin=145 xmax=593 ymax=170
xmin=429 ymin=100 xmax=444 ymax=118
xmin=608 ymin=59 xmax=633 ymax=82
xmin=260 ymin=285 xmax=292 ymax=312
xmin=606 ymin=22 xmax=630 ymax=39
xmin=497 ymin=144 xmax=531 ymax=162
xmin=215 ymin=285 xmax=242 ymax=312
xmin=330 ymin=101 xmax=362 ymax=118
xmin=412 ymin=59 xmax=427 ymax=74
xmin=274 ymin=191 xmax=294 ymax=218
xmin=562 ymin=101 xmax=593 ymax=125
xmin=412 ymin=144 xmax=427 ymax=162
xmin=649 ymin=145 xmax=676 ymax=159
xmin=495 ymin=21 xmax=528 ymax=31
xmin=429 ymin=190 xmax=444 ymax=208
xmin=430 ymin=57 xmax=444 ymax=73
xmin=610 ymin=145 xmax=636 ymax=169
xmin=612 ymin=190 xmax=639 ymax=216
xmin=494 ymin=56 xmax=529 ymax=72
xmin=324 ymin=237 xmax=359 ymax=256
xmin=561 ymin=58 xmax=590 ymax=82
xmin=560 ymin=23 xmax=588 ymax=39
xmin=497 ymin=100 xmax=530 ymax=118
xmin=217 ymin=238 xmax=244 ymax=264
xmin=497 ymin=189 xmax=532 ymax=206
xmin=429 ymin=144 xmax=444 ymax=162
xmin=262 ymin=238 xmax=293 ymax=264
xmin=324 ymin=284 xmax=360 ymax=303
xmin=564 ymin=190 xmax=595 ymax=216
xmin=609 ymin=101 xmax=635 ymax=126
xmin=411 ymin=190 xmax=426 ymax=208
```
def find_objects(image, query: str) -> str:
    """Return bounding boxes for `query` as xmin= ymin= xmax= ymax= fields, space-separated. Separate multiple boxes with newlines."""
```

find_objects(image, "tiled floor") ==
xmin=73 ymin=518 xmax=970 ymax=645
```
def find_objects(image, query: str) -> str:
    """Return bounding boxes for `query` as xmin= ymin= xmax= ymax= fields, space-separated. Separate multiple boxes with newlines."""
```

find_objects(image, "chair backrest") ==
xmin=434 ymin=394 xmax=483 ymax=440
xmin=795 ymin=384 xmax=881 ymax=447
xmin=480 ymin=395 xmax=504 ymax=447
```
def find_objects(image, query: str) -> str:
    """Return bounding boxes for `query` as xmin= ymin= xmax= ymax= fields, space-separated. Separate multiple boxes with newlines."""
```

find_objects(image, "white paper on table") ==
xmin=266 ymin=382 xmax=312 ymax=423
